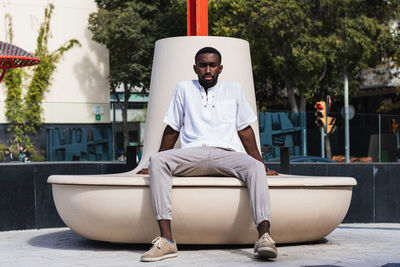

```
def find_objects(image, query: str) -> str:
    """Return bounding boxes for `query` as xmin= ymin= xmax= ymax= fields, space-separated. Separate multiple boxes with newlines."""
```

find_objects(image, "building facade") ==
xmin=0 ymin=0 xmax=111 ymax=161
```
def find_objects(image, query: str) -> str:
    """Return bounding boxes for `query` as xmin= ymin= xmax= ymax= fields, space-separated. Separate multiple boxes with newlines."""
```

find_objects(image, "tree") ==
xmin=209 ymin=0 xmax=400 ymax=113
xmin=88 ymin=0 xmax=186 ymax=150
xmin=4 ymin=4 xmax=80 ymax=148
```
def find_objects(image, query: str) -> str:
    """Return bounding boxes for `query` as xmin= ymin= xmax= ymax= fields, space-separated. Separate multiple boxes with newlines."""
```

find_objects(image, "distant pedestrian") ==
xmin=3 ymin=148 xmax=15 ymax=162
xmin=18 ymin=143 xmax=31 ymax=162
xmin=117 ymin=151 xmax=126 ymax=161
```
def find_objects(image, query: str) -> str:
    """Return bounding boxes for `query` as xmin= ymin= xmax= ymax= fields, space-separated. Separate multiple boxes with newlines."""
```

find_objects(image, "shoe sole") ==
xmin=257 ymin=247 xmax=278 ymax=259
xmin=141 ymin=252 xmax=178 ymax=262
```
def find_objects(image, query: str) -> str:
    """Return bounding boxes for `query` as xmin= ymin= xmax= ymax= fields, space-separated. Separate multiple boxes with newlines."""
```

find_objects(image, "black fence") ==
xmin=0 ymin=161 xmax=399 ymax=231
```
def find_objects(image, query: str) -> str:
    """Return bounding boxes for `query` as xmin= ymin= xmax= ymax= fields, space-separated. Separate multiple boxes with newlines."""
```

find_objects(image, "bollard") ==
xmin=280 ymin=146 xmax=290 ymax=174
xmin=126 ymin=146 xmax=139 ymax=171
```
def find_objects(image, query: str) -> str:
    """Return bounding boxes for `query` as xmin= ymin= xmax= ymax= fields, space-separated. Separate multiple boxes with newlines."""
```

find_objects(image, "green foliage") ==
xmin=0 ymin=144 xmax=6 ymax=161
xmin=0 ymin=143 xmax=18 ymax=161
xmin=0 ymin=143 xmax=45 ymax=162
xmin=88 ymin=0 xmax=186 ymax=148
xmin=209 ymin=0 xmax=400 ymax=112
xmin=88 ymin=0 xmax=400 ymax=115
xmin=89 ymin=0 xmax=185 ymax=94
xmin=377 ymin=98 xmax=400 ymax=114
xmin=3 ymin=4 xmax=80 ymax=153
xmin=30 ymin=147 xmax=46 ymax=162
xmin=130 ymin=106 xmax=147 ymax=122
xmin=89 ymin=1 xmax=155 ymax=93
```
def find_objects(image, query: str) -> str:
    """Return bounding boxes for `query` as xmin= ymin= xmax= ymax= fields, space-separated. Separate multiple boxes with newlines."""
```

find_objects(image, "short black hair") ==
xmin=195 ymin=47 xmax=222 ymax=64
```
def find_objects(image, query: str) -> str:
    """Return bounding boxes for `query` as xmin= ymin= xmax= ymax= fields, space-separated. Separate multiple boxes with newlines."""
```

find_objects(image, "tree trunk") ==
xmin=299 ymin=96 xmax=306 ymax=113
xmin=278 ymin=70 xmax=299 ymax=113
xmin=122 ymin=82 xmax=130 ymax=151
xmin=286 ymin=86 xmax=299 ymax=113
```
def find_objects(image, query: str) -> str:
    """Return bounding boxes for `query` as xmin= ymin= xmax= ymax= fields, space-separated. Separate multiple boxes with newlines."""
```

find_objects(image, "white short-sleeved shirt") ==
xmin=163 ymin=80 xmax=257 ymax=152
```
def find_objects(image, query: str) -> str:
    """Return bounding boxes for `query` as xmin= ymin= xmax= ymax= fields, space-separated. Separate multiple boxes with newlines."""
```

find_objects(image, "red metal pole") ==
xmin=187 ymin=0 xmax=208 ymax=36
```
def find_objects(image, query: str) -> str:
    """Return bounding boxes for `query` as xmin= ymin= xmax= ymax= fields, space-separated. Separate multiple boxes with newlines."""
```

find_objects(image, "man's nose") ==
xmin=205 ymin=65 xmax=211 ymax=72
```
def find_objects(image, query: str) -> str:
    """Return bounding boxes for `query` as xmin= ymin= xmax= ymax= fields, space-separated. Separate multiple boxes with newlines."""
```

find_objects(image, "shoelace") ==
xmin=151 ymin=236 xmax=163 ymax=249
xmin=262 ymin=233 xmax=276 ymax=244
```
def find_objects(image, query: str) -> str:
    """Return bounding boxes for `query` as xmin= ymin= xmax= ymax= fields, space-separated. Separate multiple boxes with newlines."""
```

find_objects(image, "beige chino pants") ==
xmin=148 ymin=146 xmax=271 ymax=226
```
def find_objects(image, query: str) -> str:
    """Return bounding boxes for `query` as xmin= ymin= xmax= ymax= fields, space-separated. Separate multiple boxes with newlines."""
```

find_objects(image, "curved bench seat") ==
xmin=48 ymin=173 xmax=356 ymax=244
xmin=48 ymin=174 xmax=356 ymax=187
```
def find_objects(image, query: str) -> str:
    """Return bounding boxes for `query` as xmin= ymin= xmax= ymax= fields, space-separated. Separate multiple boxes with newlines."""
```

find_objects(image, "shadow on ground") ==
xmin=27 ymin=228 xmax=331 ymax=264
xmin=27 ymin=230 xmax=148 ymax=252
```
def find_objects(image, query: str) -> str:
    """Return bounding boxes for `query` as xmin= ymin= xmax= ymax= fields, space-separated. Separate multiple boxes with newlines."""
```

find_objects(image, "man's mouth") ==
xmin=204 ymin=76 xmax=212 ymax=81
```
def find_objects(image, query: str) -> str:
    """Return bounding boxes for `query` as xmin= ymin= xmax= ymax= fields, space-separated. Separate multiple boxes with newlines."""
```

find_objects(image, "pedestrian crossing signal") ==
xmin=327 ymin=116 xmax=336 ymax=134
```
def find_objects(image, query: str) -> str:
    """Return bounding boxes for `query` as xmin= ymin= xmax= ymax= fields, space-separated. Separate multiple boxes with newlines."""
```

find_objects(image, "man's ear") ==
xmin=193 ymin=64 xmax=198 ymax=75
xmin=219 ymin=65 xmax=223 ymax=74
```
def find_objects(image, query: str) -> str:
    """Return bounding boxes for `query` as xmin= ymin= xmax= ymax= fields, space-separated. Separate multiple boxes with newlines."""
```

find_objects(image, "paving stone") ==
xmin=0 ymin=224 xmax=400 ymax=266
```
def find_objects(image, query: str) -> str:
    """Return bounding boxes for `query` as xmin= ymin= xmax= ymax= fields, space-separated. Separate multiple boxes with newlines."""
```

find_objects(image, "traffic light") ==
xmin=327 ymin=116 xmax=336 ymax=134
xmin=315 ymin=101 xmax=326 ymax=127
xmin=392 ymin=118 xmax=399 ymax=134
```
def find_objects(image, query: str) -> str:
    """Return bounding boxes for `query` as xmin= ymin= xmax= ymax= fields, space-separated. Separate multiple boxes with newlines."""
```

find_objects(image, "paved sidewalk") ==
xmin=0 ymin=224 xmax=399 ymax=267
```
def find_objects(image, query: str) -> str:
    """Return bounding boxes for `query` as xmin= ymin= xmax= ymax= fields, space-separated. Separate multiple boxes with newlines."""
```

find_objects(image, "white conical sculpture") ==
xmin=48 ymin=36 xmax=356 ymax=244
xmin=137 ymin=36 xmax=260 ymax=169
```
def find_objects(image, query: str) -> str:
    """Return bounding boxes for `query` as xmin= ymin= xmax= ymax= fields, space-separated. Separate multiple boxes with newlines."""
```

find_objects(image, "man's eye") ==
xmin=198 ymin=63 xmax=217 ymax=68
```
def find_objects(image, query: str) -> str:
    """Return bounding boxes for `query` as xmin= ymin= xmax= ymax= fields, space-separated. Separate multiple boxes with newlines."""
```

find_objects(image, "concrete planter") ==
xmin=48 ymin=174 xmax=355 ymax=244
xmin=47 ymin=36 xmax=356 ymax=244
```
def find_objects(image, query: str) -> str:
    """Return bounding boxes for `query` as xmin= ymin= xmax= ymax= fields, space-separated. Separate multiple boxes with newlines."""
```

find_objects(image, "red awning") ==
xmin=0 ymin=41 xmax=40 ymax=83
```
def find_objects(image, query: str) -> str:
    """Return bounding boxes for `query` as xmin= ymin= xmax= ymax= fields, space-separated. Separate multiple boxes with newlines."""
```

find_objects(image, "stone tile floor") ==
xmin=0 ymin=224 xmax=400 ymax=267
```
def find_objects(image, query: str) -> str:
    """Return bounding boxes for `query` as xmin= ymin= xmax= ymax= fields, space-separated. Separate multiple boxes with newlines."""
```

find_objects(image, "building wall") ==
xmin=0 ymin=0 xmax=109 ymax=124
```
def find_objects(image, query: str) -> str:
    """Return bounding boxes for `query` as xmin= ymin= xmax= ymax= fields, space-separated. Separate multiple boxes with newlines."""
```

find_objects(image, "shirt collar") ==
xmin=195 ymin=80 xmax=220 ymax=94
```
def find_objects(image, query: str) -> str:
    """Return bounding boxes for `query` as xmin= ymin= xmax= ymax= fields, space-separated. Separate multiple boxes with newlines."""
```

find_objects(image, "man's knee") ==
xmin=149 ymin=151 xmax=168 ymax=167
xmin=245 ymin=157 xmax=265 ymax=172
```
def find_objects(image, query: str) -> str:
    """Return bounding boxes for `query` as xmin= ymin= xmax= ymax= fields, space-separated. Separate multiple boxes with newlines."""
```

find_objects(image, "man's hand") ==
xmin=135 ymin=126 xmax=178 ymax=176
xmin=137 ymin=168 xmax=149 ymax=174
xmin=238 ymin=126 xmax=279 ymax=177
xmin=266 ymin=169 xmax=279 ymax=176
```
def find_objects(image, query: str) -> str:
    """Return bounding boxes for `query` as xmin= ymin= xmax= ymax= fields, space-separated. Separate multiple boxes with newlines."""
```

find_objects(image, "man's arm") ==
xmin=238 ymin=126 xmax=278 ymax=176
xmin=137 ymin=125 xmax=179 ymax=174
xmin=158 ymin=125 xmax=180 ymax=152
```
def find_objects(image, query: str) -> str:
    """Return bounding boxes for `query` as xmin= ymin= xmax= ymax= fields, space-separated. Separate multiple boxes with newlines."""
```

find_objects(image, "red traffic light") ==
xmin=315 ymin=101 xmax=327 ymax=127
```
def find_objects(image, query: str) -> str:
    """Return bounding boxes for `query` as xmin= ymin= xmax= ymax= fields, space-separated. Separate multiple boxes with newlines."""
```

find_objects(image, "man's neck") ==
xmin=199 ymin=80 xmax=217 ymax=95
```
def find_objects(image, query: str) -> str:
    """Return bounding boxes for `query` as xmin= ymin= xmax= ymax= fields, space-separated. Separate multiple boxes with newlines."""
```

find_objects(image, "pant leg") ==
xmin=148 ymin=146 xmax=211 ymax=220
xmin=207 ymin=147 xmax=271 ymax=226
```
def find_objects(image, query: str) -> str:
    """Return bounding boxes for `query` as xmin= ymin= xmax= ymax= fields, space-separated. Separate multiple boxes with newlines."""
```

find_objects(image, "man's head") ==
xmin=19 ymin=143 xmax=26 ymax=151
xmin=4 ymin=148 xmax=10 ymax=155
xmin=194 ymin=47 xmax=223 ymax=89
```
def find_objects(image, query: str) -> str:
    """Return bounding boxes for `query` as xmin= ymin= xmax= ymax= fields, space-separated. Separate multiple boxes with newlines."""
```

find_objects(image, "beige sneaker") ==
xmin=254 ymin=233 xmax=278 ymax=259
xmin=141 ymin=236 xmax=178 ymax=262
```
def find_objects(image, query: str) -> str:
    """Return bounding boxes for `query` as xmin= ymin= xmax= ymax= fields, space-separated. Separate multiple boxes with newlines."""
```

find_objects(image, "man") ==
xmin=138 ymin=47 xmax=278 ymax=262
xmin=2 ymin=148 xmax=15 ymax=162
xmin=18 ymin=143 xmax=31 ymax=162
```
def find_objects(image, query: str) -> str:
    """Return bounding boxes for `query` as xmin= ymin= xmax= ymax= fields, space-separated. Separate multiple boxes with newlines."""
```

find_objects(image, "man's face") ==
xmin=194 ymin=53 xmax=223 ymax=89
